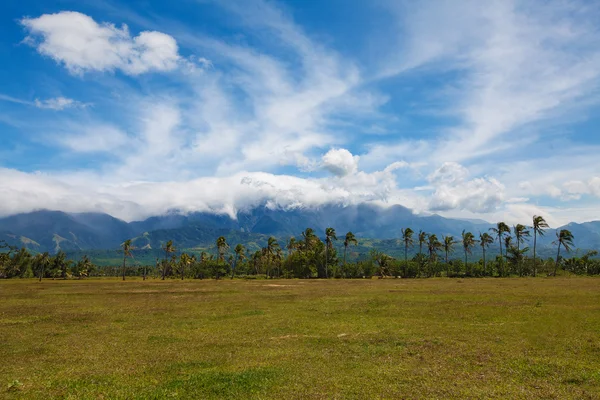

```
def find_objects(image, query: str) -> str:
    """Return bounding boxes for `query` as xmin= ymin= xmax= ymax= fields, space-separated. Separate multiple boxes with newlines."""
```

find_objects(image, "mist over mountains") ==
xmin=1 ymin=204 xmax=599 ymax=255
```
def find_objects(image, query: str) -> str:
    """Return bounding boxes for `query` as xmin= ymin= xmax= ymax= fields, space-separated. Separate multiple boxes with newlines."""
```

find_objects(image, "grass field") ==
xmin=1 ymin=278 xmax=599 ymax=399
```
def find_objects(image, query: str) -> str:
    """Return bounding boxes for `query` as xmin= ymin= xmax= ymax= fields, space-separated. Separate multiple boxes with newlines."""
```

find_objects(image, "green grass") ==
xmin=1 ymin=278 xmax=599 ymax=399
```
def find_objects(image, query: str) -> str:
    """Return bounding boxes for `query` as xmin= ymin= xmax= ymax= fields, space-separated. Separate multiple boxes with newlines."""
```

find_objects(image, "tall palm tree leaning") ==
xmin=418 ymin=230 xmax=428 ymax=277
xmin=324 ymin=228 xmax=337 ymax=278
xmin=490 ymin=222 xmax=510 ymax=277
xmin=426 ymin=234 xmax=442 ymax=277
xmin=513 ymin=224 xmax=530 ymax=276
xmin=162 ymin=240 xmax=175 ymax=280
xmin=553 ymin=229 xmax=575 ymax=276
xmin=401 ymin=228 xmax=414 ymax=277
xmin=121 ymin=239 xmax=133 ymax=281
xmin=532 ymin=215 xmax=549 ymax=277
xmin=479 ymin=232 xmax=494 ymax=276
xmin=442 ymin=235 xmax=456 ymax=277
xmin=343 ymin=232 xmax=358 ymax=274
xmin=461 ymin=231 xmax=476 ymax=272
xmin=266 ymin=237 xmax=280 ymax=278
xmin=232 ymin=244 xmax=246 ymax=279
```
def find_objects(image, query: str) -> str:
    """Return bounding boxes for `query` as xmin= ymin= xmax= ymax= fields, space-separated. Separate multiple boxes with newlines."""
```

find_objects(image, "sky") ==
xmin=1 ymin=0 xmax=599 ymax=227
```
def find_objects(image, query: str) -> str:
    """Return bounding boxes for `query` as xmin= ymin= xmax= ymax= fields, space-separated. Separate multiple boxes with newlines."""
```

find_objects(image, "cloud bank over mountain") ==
xmin=1 ymin=0 xmax=600 ymax=227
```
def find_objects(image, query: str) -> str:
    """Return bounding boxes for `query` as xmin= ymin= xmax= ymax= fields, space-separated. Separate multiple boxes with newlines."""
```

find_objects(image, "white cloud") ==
xmin=34 ymin=97 xmax=88 ymax=110
xmin=428 ymin=162 xmax=505 ymax=213
xmin=321 ymin=148 xmax=359 ymax=177
xmin=21 ymin=11 xmax=184 ymax=75
xmin=57 ymin=126 xmax=129 ymax=153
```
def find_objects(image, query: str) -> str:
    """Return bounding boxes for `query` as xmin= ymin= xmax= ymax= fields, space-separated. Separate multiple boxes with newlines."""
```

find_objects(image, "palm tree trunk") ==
xmin=39 ymin=264 xmax=43 ymax=282
xmin=533 ymin=231 xmax=537 ymax=277
xmin=122 ymin=255 xmax=126 ymax=281
xmin=446 ymin=250 xmax=449 ymax=277
xmin=343 ymin=245 xmax=347 ymax=279
xmin=404 ymin=243 xmax=408 ymax=278
xmin=554 ymin=243 xmax=561 ymax=276
xmin=498 ymin=235 xmax=503 ymax=277
xmin=482 ymin=247 xmax=486 ymax=276
xmin=325 ymin=241 xmax=329 ymax=279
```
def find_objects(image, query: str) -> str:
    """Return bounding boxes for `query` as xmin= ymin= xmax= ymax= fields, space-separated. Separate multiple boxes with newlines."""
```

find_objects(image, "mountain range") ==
xmin=1 ymin=204 xmax=599 ymax=256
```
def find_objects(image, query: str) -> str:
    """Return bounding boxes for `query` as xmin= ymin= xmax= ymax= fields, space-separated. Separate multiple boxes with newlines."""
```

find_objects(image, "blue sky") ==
xmin=1 ymin=0 xmax=600 ymax=226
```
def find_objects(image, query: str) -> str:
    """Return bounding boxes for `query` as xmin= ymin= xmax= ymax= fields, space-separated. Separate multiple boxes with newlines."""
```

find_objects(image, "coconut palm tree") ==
xmin=462 ymin=231 xmax=476 ymax=272
xmin=179 ymin=253 xmax=192 ymax=280
xmin=287 ymin=237 xmax=297 ymax=255
xmin=513 ymin=224 xmax=531 ymax=276
xmin=553 ymin=229 xmax=575 ymax=276
xmin=427 ymin=234 xmax=442 ymax=277
xmin=343 ymin=232 xmax=358 ymax=273
xmin=302 ymin=228 xmax=318 ymax=251
xmin=162 ymin=240 xmax=176 ymax=280
xmin=121 ymin=239 xmax=133 ymax=281
xmin=33 ymin=252 xmax=50 ymax=282
xmin=443 ymin=235 xmax=456 ymax=277
xmin=401 ymin=228 xmax=414 ymax=277
xmin=418 ymin=230 xmax=428 ymax=277
xmin=490 ymin=222 xmax=510 ymax=276
xmin=266 ymin=237 xmax=280 ymax=278
xmin=324 ymin=227 xmax=337 ymax=278
xmin=216 ymin=236 xmax=229 ymax=262
xmin=532 ymin=215 xmax=549 ymax=277
xmin=479 ymin=232 xmax=494 ymax=276
xmin=232 ymin=244 xmax=246 ymax=279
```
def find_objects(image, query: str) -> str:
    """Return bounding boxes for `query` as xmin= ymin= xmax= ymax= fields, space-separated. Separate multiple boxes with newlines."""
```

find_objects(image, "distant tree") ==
xmin=461 ymin=231 xmax=476 ymax=273
xmin=479 ymin=232 xmax=494 ymax=276
xmin=179 ymin=253 xmax=192 ymax=280
xmin=121 ymin=239 xmax=133 ymax=281
xmin=513 ymin=224 xmax=530 ymax=276
xmin=232 ymin=244 xmax=246 ymax=279
xmin=442 ymin=235 xmax=456 ymax=277
xmin=266 ymin=237 xmax=281 ymax=278
xmin=532 ymin=215 xmax=549 ymax=277
xmin=418 ymin=230 xmax=428 ymax=277
xmin=216 ymin=236 xmax=229 ymax=263
xmin=401 ymin=228 xmax=414 ymax=277
xmin=427 ymin=234 xmax=442 ymax=277
xmin=324 ymin=228 xmax=337 ymax=279
xmin=491 ymin=222 xmax=510 ymax=276
xmin=343 ymin=232 xmax=358 ymax=274
xmin=32 ymin=252 xmax=50 ymax=282
xmin=162 ymin=240 xmax=175 ymax=280
xmin=554 ymin=229 xmax=575 ymax=276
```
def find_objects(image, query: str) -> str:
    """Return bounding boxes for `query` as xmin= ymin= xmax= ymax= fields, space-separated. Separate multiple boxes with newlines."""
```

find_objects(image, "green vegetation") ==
xmin=2 ymin=215 xmax=600 ymax=279
xmin=1 ymin=278 xmax=599 ymax=398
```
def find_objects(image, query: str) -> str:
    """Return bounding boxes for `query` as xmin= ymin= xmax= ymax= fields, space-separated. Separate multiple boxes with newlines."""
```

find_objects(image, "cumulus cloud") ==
xmin=21 ymin=11 xmax=184 ymax=75
xmin=0 ymin=163 xmax=418 ymax=221
xmin=321 ymin=148 xmax=359 ymax=177
xmin=428 ymin=162 xmax=504 ymax=213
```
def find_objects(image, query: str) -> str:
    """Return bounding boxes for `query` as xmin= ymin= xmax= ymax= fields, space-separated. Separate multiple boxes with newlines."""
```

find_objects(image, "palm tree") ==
xmin=513 ymin=224 xmax=530 ymax=276
xmin=462 ymin=231 xmax=476 ymax=272
xmin=33 ymin=252 xmax=50 ymax=282
xmin=427 ymin=234 xmax=442 ymax=277
xmin=324 ymin=228 xmax=337 ymax=278
xmin=442 ymin=235 xmax=456 ymax=277
xmin=266 ymin=237 xmax=280 ymax=278
xmin=479 ymin=232 xmax=494 ymax=276
xmin=302 ymin=228 xmax=317 ymax=251
xmin=553 ymin=229 xmax=575 ymax=276
xmin=287 ymin=237 xmax=297 ymax=255
xmin=121 ymin=239 xmax=133 ymax=281
xmin=490 ymin=222 xmax=510 ymax=276
xmin=216 ymin=236 xmax=229 ymax=262
xmin=400 ymin=228 xmax=414 ymax=277
xmin=179 ymin=253 xmax=192 ymax=280
xmin=343 ymin=232 xmax=358 ymax=273
xmin=232 ymin=244 xmax=246 ymax=279
xmin=418 ymin=230 xmax=428 ymax=277
xmin=532 ymin=215 xmax=549 ymax=277
xmin=162 ymin=240 xmax=175 ymax=280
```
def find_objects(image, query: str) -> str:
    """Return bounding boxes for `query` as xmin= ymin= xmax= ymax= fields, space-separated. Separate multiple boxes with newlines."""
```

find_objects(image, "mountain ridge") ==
xmin=1 ymin=206 xmax=598 ymax=254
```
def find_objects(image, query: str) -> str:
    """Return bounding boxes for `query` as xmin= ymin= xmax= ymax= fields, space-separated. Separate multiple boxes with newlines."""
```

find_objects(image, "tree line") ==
xmin=2 ymin=215 xmax=599 ymax=280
